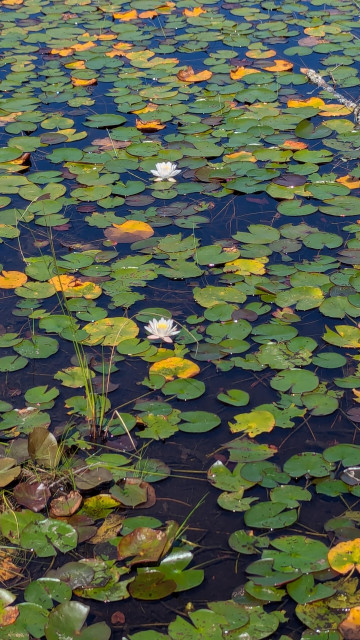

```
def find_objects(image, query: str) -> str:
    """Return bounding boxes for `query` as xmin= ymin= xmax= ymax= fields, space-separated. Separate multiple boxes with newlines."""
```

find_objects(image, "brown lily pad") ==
xmin=117 ymin=527 xmax=168 ymax=565
xmin=75 ymin=466 xmax=113 ymax=490
xmin=50 ymin=490 xmax=82 ymax=517
xmin=14 ymin=480 xmax=50 ymax=512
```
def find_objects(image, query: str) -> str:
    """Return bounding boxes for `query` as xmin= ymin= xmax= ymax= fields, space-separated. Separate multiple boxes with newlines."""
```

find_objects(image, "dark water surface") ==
xmin=2 ymin=0 xmax=360 ymax=638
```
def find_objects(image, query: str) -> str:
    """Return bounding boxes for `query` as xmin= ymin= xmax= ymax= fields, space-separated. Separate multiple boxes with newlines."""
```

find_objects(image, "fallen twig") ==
xmin=301 ymin=67 xmax=360 ymax=125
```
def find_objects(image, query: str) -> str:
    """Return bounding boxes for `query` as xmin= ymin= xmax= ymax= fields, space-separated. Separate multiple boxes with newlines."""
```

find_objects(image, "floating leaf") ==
xmin=117 ymin=527 xmax=168 ymax=565
xmin=177 ymin=66 xmax=212 ymax=82
xmin=128 ymin=571 xmax=176 ymax=600
xmin=229 ymin=410 xmax=275 ymax=437
xmin=104 ymin=221 xmax=154 ymax=244
xmin=45 ymin=601 xmax=111 ymax=640
xmin=328 ymin=539 xmax=360 ymax=575
xmin=82 ymin=317 xmax=139 ymax=346
xmin=230 ymin=67 xmax=261 ymax=80
xmin=50 ymin=491 xmax=82 ymax=517
xmin=0 ymin=271 xmax=27 ymax=288
xmin=28 ymin=427 xmax=58 ymax=469
xmin=284 ymin=453 xmax=335 ymax=478
xmin=339 ymin=606 xmax=360 ymax=639
xmin=263 ymin=60 xmax=293 ymax=72
xmin=244 ymin=502 xmax=297 ymax=529
xmin=14 ymin=481 xmax=50 ymax=512
xmin=0 ymin=457 xmax=21 ymax=487
xmin=149 ymin=357 xmax=200 ymax=380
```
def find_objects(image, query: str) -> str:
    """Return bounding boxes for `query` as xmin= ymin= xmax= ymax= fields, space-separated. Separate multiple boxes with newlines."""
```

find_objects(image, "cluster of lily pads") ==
xmin=3 ymin=0 xmax=360 ymax=637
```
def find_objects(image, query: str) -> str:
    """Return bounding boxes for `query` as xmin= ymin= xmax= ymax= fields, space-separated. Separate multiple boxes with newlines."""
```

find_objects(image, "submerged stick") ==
xmin=301 ymin=67 xmax=360 ymax=125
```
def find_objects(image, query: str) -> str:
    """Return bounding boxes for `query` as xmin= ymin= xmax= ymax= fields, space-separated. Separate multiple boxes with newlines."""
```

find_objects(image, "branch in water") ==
xmin=301 ymin=67 xmax=360 ymax=124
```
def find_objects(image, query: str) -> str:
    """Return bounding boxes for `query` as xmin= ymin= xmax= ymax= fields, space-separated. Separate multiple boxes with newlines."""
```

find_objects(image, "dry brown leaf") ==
xmin=0 ymin=606 xmax=19 ymax=626
xmin=0 ymin=549 xmax=21 ymax=582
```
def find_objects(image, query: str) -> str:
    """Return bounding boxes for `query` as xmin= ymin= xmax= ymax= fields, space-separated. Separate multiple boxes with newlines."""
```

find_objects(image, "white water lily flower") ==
xmin=150 ymin=162 xmax=181 ymax=182
xmin=145 ymin=317 xmax=180 ymax=343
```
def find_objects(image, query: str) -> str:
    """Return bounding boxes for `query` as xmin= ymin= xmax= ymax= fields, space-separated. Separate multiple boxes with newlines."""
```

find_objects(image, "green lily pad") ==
xmin=45 ymin=602 xmax=110 ymax=640
xmin=284 ymin=453 xmax=335 ymax=478
xmin=13 ymin=336 xmax=59 ymax=359
xmin=244 ymin=502 xmax=297 ymax=529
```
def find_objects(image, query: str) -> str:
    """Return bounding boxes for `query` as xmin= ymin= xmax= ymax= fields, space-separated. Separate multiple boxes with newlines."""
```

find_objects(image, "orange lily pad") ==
xmin=230 ymin=67 xmax=260 ymax=80
xmin=72 ymin=42 xmax=96 ymax=52
xmin=113 ymin=9 xmax=138 ymax=20
xmin=51 ymin=47 xmax=73 ymax=56
xmin=0 ymin=270 xmax=27 ymax=289
xmin=149 ymin=356 xmax=200 ymax=380
xmin=135 ymin=119 xmax=165 ymax=131
xmin=139 ymin=10 xmax=158 ymax=17
xmin=177 ymin=66 xmax=212 ymax=82
xmin=287 ymin=97 xmax=325 ymax=108
xmin=328 ymin=538 xmax=360 ymax=574
xmin=71 ymin=77 xmax=97 ymax=87
xmin=225 ymin=151 xmax=257 ymax=162
xmin=48 ymin=275 xmax=102 ymax=299
xmin=263 ymin=59 xmax=293 ymax=72
xmin=183 ymin=7 xmax=206 ymax=16
xmin=281 ymin=140 xmax=308 ymax=150
xmin=339 ymin=606 xmax=360 ymax=639
xmin=336 ymin=175 xmax=360 ymax=190
xmin=104 ymin=220 xmax=154 ymax=244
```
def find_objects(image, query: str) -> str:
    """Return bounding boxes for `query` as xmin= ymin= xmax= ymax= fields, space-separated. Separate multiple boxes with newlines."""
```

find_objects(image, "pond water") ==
xmin=2 ymin=0 xmax=360 ymax=639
